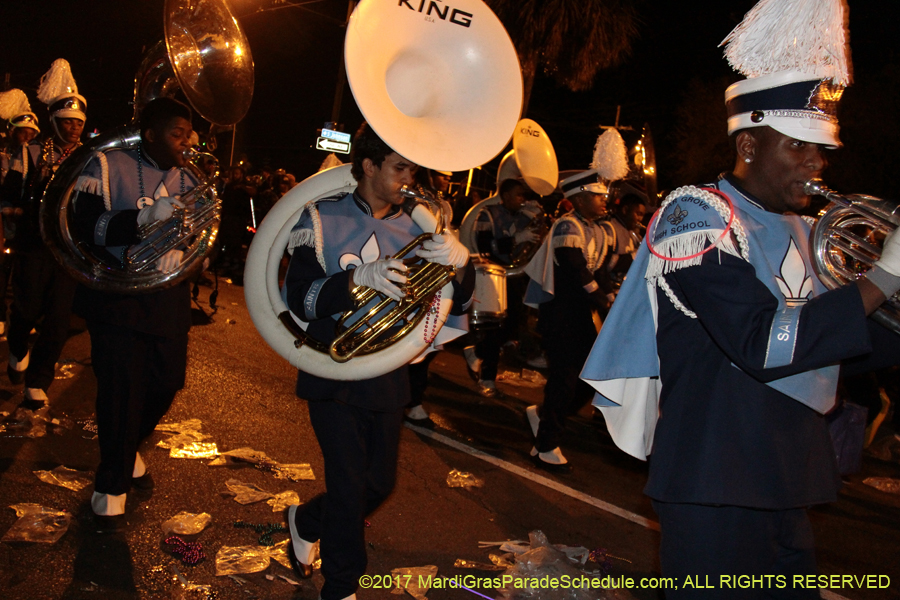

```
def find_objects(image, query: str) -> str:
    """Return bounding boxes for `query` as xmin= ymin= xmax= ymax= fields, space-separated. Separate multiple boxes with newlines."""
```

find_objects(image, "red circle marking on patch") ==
xmin=646 ymin=188 xmax=735 ymax=262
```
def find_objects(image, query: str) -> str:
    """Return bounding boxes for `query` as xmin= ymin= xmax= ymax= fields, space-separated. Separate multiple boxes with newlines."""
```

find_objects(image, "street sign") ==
xmin=321 ymin=128 xmax=351 ymax=143
xmin=316 ymin=137 xmax=351 ymax=154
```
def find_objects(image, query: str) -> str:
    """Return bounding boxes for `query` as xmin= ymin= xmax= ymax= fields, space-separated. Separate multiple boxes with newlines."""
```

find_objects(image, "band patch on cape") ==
xmin=647 ymin=186 xmax=747 ymax=277
xmin=647 ymin=185 xmax=749 ymax=319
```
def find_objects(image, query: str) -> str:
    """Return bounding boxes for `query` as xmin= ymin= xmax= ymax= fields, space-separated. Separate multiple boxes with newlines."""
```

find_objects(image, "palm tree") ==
xmin=486 ymin=0 xmax=639 ymax=111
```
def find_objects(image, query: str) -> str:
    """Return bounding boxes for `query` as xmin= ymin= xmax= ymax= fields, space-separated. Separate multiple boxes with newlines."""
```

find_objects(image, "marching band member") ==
xmin=582 ymin=0 xmax=900 ymax=591
xmin=3 ymin=60 xmax=84 ymax=405
xmin=464 ymin=178 xmax=541 ymax=396
xmin=70 ymin=98 xmax=198 ymax=530
xmin=282 ymin=123 xmax=473 ymax=600
xmin=0 ymin=89 xmax=41 ymax=337
xmin=0 ymin=89 xmax=41 ymax=185
xmin=522 ymin=169 xmax=615 ymax=472
xmin=606 ymin=189 xmax=646 ymax=288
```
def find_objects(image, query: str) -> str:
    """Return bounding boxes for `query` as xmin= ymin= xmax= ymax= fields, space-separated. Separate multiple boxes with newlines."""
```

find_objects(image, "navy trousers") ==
xmin=89 ymin=320 xmax=187 ymax=495
xmin=294 ymin=399 xmax=404 ymax=600
xmin=652 ymin=501 xmax=820 ymax=599
xmin=8 ymin=248 xmax=76 ymax=391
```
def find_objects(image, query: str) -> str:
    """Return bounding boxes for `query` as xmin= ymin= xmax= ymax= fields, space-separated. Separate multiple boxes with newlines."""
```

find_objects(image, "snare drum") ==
xmin=471 ymin=263 xmax=507 ymax=327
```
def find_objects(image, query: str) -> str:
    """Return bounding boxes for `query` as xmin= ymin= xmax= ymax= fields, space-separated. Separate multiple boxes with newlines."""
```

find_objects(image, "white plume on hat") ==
xmin=721 ymin=0 xmax=851 ymax=85
xmin=37 ymin=58 xmax=81 ymax=105
xmin=591 ymin=128 xmax=629 ymax=182
xmin=0 ymin=89 xmax=33 ymax=121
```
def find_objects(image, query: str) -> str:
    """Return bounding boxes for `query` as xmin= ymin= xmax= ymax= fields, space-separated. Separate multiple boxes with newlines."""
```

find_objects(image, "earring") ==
xmin=744 ymin=157 xmax=752 ymax=163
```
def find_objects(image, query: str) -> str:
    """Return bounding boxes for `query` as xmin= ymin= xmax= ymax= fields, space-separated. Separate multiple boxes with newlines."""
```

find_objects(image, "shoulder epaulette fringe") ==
xmin=646 ymin=185 xmax=750 ymax=318
xmin=74 ymin=175 xmax=102 ymax=196
xmin=551 ymin=234 xmax=584 ymax=251
xmin=287 ymin=228 xmax=316 ymax=253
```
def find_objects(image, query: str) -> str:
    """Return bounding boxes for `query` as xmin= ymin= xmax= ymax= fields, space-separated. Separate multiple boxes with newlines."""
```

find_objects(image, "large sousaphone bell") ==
xmin=41 ymin=0 xmax=253 ymax=293
xmin=459 ymin=118 xmax=558 ymax=276
xmin=245 ymin=0 xmax=523 ymax=380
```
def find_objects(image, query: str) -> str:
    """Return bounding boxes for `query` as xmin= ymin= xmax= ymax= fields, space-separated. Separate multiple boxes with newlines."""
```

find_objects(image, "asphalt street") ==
xmin=0 ymin=276 xmax=898 ymax=600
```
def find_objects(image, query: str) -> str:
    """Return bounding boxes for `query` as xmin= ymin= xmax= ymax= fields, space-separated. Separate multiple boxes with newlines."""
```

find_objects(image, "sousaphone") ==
xmin=41 ymin=0 xmax=254 ymax=293
xmin=459 ymin=118 xmax=558 ymax=276
xmin=244 ymin=0 xmax=523 ymax=380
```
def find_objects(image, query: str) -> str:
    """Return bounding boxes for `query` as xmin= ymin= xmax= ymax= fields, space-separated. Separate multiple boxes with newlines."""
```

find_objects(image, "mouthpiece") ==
xmin=804 ymin=179 xmax=828 ymax=197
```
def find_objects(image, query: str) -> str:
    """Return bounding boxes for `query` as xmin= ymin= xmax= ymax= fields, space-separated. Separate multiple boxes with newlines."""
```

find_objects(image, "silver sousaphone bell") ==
xmin=41 ymin=0 xmax=254 ymax=293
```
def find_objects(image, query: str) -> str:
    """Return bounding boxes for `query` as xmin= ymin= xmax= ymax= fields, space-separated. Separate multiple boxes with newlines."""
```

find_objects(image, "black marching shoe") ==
xmin=93 ymin=513 xmax=127 ymax=534
xmin=284 ymin=505 xmax=314 ymax=579
xmin=131 ymin=472 xmax=155 ymax=492
xmin=7 ymin=364 xmax=24 ymax=385
xmin=404 ymin=405 xmax=436 ymax=429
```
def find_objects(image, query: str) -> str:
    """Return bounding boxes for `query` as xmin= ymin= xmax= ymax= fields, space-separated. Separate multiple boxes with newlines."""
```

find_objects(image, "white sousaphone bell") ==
xmin=245 ymin=0 xmax=523 ymax=380
xmin=459 ymin=118 xmax=558 ymax=273
xmin=457 ymin=118 xmax=557 ymax=327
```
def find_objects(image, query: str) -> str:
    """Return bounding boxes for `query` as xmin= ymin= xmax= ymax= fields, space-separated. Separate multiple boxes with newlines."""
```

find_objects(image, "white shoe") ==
xmin=8 ymin=350 xmax=30 ymax=371
xmin=133 ymin=452 xmax=146 ymax=478
xmin=526 ymin=405 xmax=540 ymax=438
xmin=25 ymin=388 xmax=48 ymax=403
xmin=477 ymin=379 xmax=498 ymax=398
xmin=286 ymin=504 xmax=317 ymax=574
xmin=534 ymin=446 xmax=568 ymax=464
xmin=463 ymin=346 xmax=482 ymax=381
xmin=526 ymin=354 xmax=548 ymax=369
xmin=91 ymin=491 xmax=127 ymax=516
xmin=530 ymin=446 xmax=572 ymax=473
xmin=405 ymin=404 xmax=429 ymax=420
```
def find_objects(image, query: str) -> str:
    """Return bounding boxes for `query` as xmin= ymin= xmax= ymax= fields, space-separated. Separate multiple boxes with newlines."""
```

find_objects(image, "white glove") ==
xmin=514 ymin=228 xmax=539 ymax=245
xmin=352 ymin=259 xmax=408 ymax=301
xmin=416 ymin=232 xmax=469 ymax=268
xmin=874 ymin=228 xmax=900 ymax=277
xmin=155 ymin=249 xmax=183 ymax=274
xmin=137 ymin=196 xmax=184 ymax=227
xmin=519 ymin=200 xmax=542 ymax=220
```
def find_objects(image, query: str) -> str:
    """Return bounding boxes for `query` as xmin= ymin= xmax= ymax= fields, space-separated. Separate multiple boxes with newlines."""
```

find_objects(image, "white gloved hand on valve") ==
xmin=137 ymin=196 xmax=184 ymax=227
xmin=352 ymin=259 xmax=408 ymax=301
xmin=416 ymin=232 xmax=469 ymax=269
xmin=514 ymin=228 xmax=539 ymax=245
xmin=155 ymin=249 xmax=184 ymax=274
xmin=874 ymin=228 xmax=900 ymax=277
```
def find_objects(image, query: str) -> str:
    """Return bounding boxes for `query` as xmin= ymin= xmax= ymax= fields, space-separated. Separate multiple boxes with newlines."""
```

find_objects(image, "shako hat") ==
xmin=37 ymin=59 xmax=87 ymax=122
xmin=560 ymin=169 xmax=608 ymax=199
xmin=0 ymin=89 xmax=40 ymax=133
xmin=721 ymin=0 xmax=851 ymax=148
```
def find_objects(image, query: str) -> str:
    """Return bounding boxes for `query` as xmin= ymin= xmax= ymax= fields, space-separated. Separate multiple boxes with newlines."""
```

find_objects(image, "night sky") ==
xmin=2 ymin=0 xmax=899 ymax=193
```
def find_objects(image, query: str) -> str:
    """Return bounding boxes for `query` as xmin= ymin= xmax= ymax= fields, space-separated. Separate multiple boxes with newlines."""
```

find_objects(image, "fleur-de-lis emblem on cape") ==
xmin=666 ymin=203 xmax=688 ymax=226
xmin=774 ymin=238 xmax=814 ymax=301
xmin=339 ymin=233 xmax=381 ymax=270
